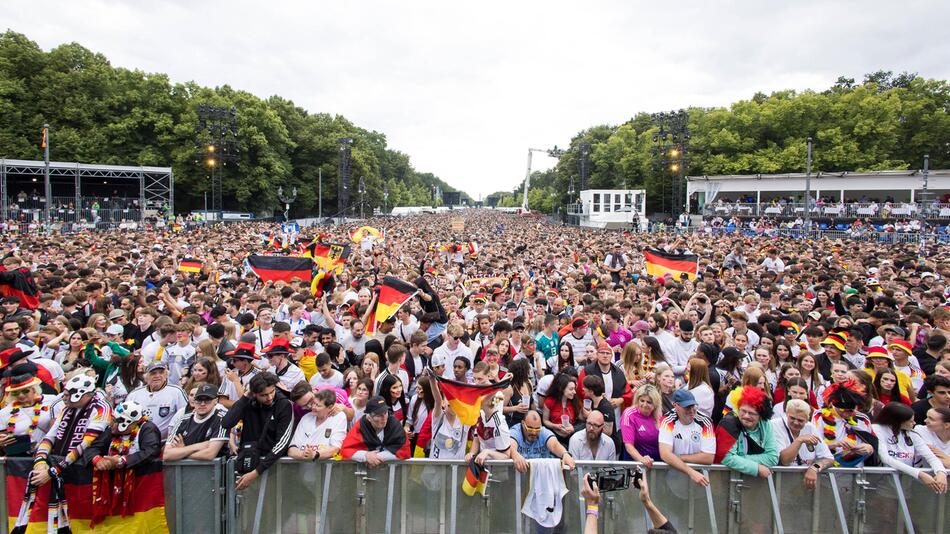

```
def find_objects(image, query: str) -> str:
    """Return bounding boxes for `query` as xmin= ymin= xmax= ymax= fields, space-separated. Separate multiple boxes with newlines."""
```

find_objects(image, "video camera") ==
xmin=587 ymin=466 xmax=643 ymax=493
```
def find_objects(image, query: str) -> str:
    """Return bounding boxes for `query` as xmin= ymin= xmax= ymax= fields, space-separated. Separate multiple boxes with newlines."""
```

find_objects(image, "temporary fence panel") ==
xmin=163 ymin=458 xmax=225 ymax=534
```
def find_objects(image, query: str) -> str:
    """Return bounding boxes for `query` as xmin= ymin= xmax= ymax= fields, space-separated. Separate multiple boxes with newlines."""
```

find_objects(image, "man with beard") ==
xmin=223 ymin=372 xmax=294 ymax=490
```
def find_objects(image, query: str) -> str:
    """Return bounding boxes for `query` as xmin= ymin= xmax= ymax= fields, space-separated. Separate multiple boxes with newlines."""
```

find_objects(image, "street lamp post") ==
xmin=358 ymin=176 xmax=366 ymax=219
xmin=920 ymin=154 xmax=930 ymax=257
xmin=318 ymin=168 xmax=322 ymax=220
xmin=804 ymin=137 xmax=813 ymax=237
xmin=276 ymin=186 xmax=297 ymax=221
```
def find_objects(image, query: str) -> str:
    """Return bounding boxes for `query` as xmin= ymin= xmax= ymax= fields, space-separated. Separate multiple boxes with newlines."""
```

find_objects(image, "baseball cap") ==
xmin=146 ymin=360 xmax=168 ymax=372
xmin=672 ymin=389 xmax=697 ymax=408
xmin=289 ymin=337 xmax=305 ymax=349
xmin=194 ymin=383 xmax=219 ymax=400
xmin=431 ymin=354 xmax=446 ymax=368
xmin=631 ymin=320 xmax=650 ymax=333
xmin=365 ymin=396 xmax=389 ymax=416
xmin=105 ymin=324 xmax=125 ymax=336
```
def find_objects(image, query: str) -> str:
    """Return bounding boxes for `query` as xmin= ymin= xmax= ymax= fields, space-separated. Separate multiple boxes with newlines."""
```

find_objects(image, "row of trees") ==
xmin=492 ymin=71 xmax=950 ymax=214
xmin=0 ymin=31 xmax=467 ymax=216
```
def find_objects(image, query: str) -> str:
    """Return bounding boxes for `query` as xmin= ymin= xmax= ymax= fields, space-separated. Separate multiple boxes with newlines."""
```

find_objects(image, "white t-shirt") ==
xmin=273 ymin=362 xmax=307 ymax=391
xmin=658 ymin=412 xmax=716 ymax=456
xmin=433 ymin=341 xmax=475 ymax=369
xmin=126 ymin=383 xmax=189 ymax=439
xmin=771 ymin=419 xmax=832 ymax=465
xmin=914 ymin=425 xmax=950 ymax=460
xmin=310 ymin=369 xmax=345 ymax=389
xmin=290 ymin=412 xmax=348 ymax=450
xmin=688 ymin=384 xmax=715 ymax=419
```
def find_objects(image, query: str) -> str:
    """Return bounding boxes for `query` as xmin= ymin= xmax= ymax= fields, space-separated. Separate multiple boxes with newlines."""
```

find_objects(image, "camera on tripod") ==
xmin=586 ymin=466 xmax=643 ymax=493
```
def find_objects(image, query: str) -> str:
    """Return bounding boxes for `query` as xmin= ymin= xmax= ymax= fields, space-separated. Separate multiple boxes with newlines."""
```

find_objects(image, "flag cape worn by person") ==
xmin=462 ymin=458 xmax=488 ymax=497
xmin=244 ymin=256 xmax=313 ymax=283
xmin=5 ymin=457 xmax=168 ymax=534
xmin=177 ymin=259 xmax=203 ymax=273
xmin=643 ymin=248 xmax=699 ymax=281
xmin=0 ymin=265 xmax=39 ymax=310
xmin=339 ymin=414 xmax=411 ymax=460
xmin=433 ymin=376 xmax=511 ymax=426
xmin=305 ymin=242 xmax=352 ymax=274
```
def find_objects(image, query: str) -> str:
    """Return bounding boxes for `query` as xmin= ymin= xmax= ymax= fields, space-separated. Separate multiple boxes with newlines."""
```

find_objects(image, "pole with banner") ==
xmin=42 ymin=124 xmax=51 ymax=223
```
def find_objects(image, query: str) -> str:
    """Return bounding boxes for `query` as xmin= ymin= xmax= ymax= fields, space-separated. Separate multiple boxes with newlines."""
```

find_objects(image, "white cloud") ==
xmin=7 ymin=0 xmax=950 ymax=197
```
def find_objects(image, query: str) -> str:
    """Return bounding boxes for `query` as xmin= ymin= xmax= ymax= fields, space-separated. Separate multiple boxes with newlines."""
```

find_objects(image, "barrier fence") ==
xmin=0 ymin=458 xmax=943 ymax=534
xmin=703 ymin=202 xmax=950 ymax=220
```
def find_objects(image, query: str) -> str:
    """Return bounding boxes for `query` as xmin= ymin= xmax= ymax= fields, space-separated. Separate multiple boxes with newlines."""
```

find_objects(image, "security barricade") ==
xmin=0 ymin=458 xmax=948 ymax=533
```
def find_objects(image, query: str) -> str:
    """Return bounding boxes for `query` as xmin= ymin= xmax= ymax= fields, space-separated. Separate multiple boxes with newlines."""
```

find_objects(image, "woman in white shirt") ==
xmin=686 ymin=358 xmax=715 ymax=419
xmin=872 ymin=402 xmax=947 ymax=493
xmin=915 ymin=406 xmax=950 ymax=469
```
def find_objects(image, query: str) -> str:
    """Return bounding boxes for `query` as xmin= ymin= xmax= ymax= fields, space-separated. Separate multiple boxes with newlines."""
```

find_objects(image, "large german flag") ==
xmin=374 ymin=277 xmax=418 ymax=324
xmin=643 ymin=248 xmax=699 ymax=281
xmin=305 ymin=242 xmax=352 ymax=273
xmin=433 ymin=376 xmax=510 ymax=426
xmin=6 ymin=457 xmax=168 ymax=533
xmin=245 ymin=255 xmax=313 ymax=283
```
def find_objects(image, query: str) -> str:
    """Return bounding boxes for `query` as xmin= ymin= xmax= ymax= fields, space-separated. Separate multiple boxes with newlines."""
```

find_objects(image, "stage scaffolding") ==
xmin=0 ymin=158 xmax=173 ymax=223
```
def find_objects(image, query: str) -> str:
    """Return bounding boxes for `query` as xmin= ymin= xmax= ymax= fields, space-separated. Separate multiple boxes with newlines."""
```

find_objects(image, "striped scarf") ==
xmin=820 ymin=407 xmax=861 ymax=466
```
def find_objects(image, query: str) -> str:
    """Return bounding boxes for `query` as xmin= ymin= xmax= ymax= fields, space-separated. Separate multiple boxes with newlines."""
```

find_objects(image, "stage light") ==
xmin=670 ymin=149 xmax=679 ymax=158
xmin=208 ymin=145 xmax=215 ymax=152
xmin=671 ymin=163 xmax=680 ymax=172
xmin=207 ymin=159 xmax=216 ymax=167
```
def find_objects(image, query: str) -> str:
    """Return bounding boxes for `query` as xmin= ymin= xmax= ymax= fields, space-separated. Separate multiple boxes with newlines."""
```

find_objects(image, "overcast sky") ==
xmin=8 ymin=1 xmax=950 ymax=198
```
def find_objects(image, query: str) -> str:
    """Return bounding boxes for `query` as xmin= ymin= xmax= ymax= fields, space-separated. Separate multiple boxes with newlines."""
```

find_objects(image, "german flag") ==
xmin=643 ymin=248 xmax=699 ymax=281
xmin=177 ymin=259 xmax=203 ymax=273
xmin=245 ymin=255 xmax=313 ymax=283
xmin=305 ymin=242 xmax=352 ymax=273
xmin=374 ymin=277 xmax=418 ymax=324
xmin=433 ymin=375 xmax=510 ymax=426
xmin=310 ymin=270 xmax=335 ymax=298
xmin=6 ymin=457 xmax=168 ymax=533
xmin=461 ymin=458 xmax=488 ymax=497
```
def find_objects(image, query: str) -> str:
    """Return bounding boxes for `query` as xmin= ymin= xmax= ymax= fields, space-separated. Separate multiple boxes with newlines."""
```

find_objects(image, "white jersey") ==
xmin=658 ymin=412 xmax=716 ymax=456
xmin=165 ymin=343 xmax=196 ymax=386
xmin=428 ymin=412 xmax=469 ymax=459
xmin=290 ymin=412 xmax=348 ymax=450
xmin=310 ymin=370 xmax=345 ymax=389
xmin=273 ymin=362 xmax=306 ymax=391
xmin=126 ymin=383 xmax=189 ymax=439
xmin=474 ymin=408 xmax=511 ymax=453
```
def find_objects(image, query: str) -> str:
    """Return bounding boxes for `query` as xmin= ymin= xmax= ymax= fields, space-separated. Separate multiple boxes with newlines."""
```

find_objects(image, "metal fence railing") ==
xmin=0 ymin=458 xmax=946 ymax=534
xmin=703 ymin=202 xmax=950 ymax=220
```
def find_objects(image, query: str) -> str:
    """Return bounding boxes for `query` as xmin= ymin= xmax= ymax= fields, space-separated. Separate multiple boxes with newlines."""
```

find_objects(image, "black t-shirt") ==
xmin=169 ymin=407 xmax=228 ymax=455
xmin=655 ymin=520 xmax=678 ymax=533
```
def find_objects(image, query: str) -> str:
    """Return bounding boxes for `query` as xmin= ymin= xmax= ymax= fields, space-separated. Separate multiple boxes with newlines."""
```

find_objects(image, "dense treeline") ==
xmin=490 ymin=72 xmax=950 ymax=214
xmin=0 ymin=31 xmax=467 ymax=216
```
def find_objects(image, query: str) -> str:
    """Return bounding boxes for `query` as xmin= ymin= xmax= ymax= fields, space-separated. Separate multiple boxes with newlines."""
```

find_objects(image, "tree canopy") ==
xmin=492 ymin=70 xmax=950 ymax=213
xmin=0 ymin=31 xmax=468 ymax=216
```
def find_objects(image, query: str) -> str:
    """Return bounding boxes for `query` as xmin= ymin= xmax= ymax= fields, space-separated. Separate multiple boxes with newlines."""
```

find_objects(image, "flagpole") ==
xmin=43 ymin=124 xmax=51 ymax=223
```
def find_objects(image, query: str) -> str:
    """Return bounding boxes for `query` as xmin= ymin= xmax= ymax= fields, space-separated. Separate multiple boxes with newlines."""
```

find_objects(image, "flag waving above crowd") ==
xmin=643 ymin=248 xmax=699 ymax=281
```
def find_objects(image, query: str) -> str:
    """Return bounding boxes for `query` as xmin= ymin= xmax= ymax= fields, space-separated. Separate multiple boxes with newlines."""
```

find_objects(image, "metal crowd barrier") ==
xmin=0 ymin=458 xmax=948 ymax=533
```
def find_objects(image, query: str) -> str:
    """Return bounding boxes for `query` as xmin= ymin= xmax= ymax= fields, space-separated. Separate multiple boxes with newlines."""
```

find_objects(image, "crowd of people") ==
xmin=1 ymin=208 xmax=950 ymax=531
